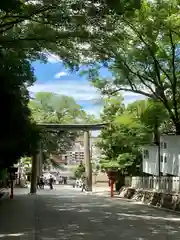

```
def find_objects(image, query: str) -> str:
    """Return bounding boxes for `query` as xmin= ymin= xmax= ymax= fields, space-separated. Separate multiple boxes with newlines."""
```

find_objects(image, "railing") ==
xmin=124 ymin=176 xmax=180 ymax=193
xmin=124 ymin=176 xmax=132 ymax=187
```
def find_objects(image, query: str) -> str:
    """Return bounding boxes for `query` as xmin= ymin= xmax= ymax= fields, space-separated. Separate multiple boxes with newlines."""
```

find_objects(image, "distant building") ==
xmin=47 ymin=134 xmax=101 ymax=178
xmin=60 ymin=135 xmax=101 ymax=166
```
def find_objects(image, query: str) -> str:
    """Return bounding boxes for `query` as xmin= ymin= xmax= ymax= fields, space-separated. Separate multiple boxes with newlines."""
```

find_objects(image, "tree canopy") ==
xmin=29 ymin=92 xmax=98 ymax=167
xmin=0 ymin=0 xmax=141 ymax=67
xmin=83 ymin=0 xmax=180 ymax=134
xmin=0 ymin=0 xmax=141 ymax=170
xmin=0 ymin=50 xmax=40 ymax=169
xmin=97 ymin=94 xmax=170 ymax=174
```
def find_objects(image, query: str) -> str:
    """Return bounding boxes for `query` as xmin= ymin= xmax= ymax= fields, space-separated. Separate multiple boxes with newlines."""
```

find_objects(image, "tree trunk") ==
xmin=175 ymin=122 xmax=180 ymax=135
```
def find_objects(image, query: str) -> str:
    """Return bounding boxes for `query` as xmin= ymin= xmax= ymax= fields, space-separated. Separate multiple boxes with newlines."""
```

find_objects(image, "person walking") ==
xmin=81 ymin=177 xmax=86 ymax=192
xmin=37 ymin=177 xmax=40 ymax=189
xmin=49 ymin=175 xmax=54 ymax=190
xmin=39 ymin=175 xmax=44 ymax=189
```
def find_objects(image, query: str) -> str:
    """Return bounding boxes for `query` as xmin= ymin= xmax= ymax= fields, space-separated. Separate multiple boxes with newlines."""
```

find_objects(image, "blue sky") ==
xmin=29 ymin=53 xmax=145 ymax=117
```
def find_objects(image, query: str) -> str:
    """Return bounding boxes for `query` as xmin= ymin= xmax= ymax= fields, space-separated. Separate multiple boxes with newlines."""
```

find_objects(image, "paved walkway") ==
xmin=1 ymin=187 xmax=180 ymax=239
xmin=0 ymin=189 xmax=36 ymax=239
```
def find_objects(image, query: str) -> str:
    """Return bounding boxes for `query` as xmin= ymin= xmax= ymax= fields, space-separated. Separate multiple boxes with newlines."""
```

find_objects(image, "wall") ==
xmin=142 ymin=135 xmax=180 ymax=176
xmin=142 ymin=145 xmax=158 ymax=175
xmin=160 ymin=135 xmax=180 ymax=176
xmin=93 ymin=172 xmax=109 ymax=187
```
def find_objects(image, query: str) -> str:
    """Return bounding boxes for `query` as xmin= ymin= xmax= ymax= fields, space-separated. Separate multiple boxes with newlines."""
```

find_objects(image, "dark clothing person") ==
xmin=49 ymin=176 xmax=54 ymax=189
xmin=81 ymin=183 xmax=86 ymax=192
xmin=37 ymin=181 xmax=40 ymax=189
xmin=81 ymin=178 xmax=87 ymax=192
xmin=64 ymin=177 xmax=67 ymax=185
xmin=40 ymin=177 xmax=44 ymax=189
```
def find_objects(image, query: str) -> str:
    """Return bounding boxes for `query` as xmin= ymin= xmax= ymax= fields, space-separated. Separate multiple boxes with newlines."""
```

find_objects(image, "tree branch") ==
xmin=117 ymin=58 xmax=159 ymax=99
xmin=123 ymin=18 xmax=172 ymax=90
xmin=0 ymin=4 xmax=57 ymax=33
xmin=103 ymin=87 xmax=154 ymax=98
xmin=0 ymin=31 xmax=100 ymax=45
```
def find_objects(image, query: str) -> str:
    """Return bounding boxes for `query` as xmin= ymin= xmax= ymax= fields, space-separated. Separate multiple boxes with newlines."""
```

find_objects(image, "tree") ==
xmin=29 ymin=92 xmax=98 ymax=167
xmin=0 ymin=0 xmax=140 ymax=167
xmin=29 ymin=92 xmax=80 ymax=163
xmin=19 ymin=157 xmax=32 ymax=173
xmin=0 ymin=50 xmax=40 ymax=169
xmin=0 ymin=0 xmax=139 ymax=169
xmin=127 ymin=99 xmax=171 ymax=139
xmin=105 ymin=0 xmax=141 ymax=14
xmin=29 ymin=92 xmax=98 ymax=124
xmin=0 ymin=0 xmax=141 ymax=67
xmin=29 ymin=92 xmax=86 ymax=123
xmin=86 ymin=0 xmax=180 ymax=134
xmin=73 ymin=162 xmax=85 ymax=179
xmin=97 ymin=94 xmax=151 ymax=175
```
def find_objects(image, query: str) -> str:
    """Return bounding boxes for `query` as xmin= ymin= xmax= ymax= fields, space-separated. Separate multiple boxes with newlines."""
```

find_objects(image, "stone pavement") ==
xmin=0 ymin=188 xmax=36 ymax=239
xmin=1 ymin=187 xmax=180 ymax=239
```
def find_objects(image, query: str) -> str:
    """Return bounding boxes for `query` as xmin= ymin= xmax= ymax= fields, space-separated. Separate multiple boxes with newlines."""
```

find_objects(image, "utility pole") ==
xmin=84 ymin=130 xmax=92 ymax=191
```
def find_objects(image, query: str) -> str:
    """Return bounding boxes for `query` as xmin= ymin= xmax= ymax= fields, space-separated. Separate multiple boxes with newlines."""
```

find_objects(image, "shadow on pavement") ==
xmin=1 ymin=191 xmax=180 ymax=239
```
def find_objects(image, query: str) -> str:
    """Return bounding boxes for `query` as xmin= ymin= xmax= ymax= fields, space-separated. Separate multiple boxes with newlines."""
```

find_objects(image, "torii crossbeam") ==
xmin=37 ymin=123 xmax=108 ymax=131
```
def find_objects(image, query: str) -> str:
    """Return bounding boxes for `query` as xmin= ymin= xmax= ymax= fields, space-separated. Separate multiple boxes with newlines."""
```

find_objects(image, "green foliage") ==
xmin=0 ymin=0 xmax=23 ymax=12
xmin=0 ymin=0 xmax=139 ymax=68
xmin=73 ymin=162 xmax=85 ymax=179
xmin=100 ymin=160 xmax=120 ymax=170
xmin=105 ymin=0 xmax=141 ymax=15
xmin=29 ymin=92 xmax=98 ymax=167
xmin=87 ymin=0 xmax=180 ymax=133
xmin=0 ymin=49 xmax=40 ymax=169
xmin=29 ymin=92 xmax=98 ymax=124
xmin=127 ymin=99 xmax=169 ymax=132
xmin=98 ymin=95 xmax=153 ymax=175
xmin=20 ymin=157 xmax=32 ymax=172
xmin=0 ymin=0 xmax=138 ymax=169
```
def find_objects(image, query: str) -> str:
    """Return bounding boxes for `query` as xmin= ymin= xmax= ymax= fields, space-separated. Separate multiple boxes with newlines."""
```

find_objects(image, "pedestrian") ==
xmin=81 ymin=177 xmax=86 ymax=192
xmin=49 ymin=175 xmax=54 ymax=190
xmin=40 ymin=175 xmax=44 ymax=189
xmin=64 ymin=177 xmax=67 ymax=185
xmin=59 ymin=176 xmax=62 ymax=184
xmin=37 ymin=177 xmax=40 ymax=189
xmin=76 ymin=179 xmax=79 ymax=188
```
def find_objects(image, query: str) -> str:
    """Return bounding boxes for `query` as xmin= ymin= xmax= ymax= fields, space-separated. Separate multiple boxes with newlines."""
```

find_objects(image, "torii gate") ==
xmin=30 ymin=123 xmax=108 ymax=193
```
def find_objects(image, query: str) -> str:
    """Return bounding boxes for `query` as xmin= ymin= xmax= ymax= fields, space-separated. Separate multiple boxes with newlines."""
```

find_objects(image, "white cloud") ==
xmin=29 ymin=80 xmax=100 ymax=102
xmin=29 ymin=80 xmax=146 ymax=116
xmin=45 ymin=52 xmax=62 ymax=63
xmin=54 ymin=71 xmax=68 ymax=79
xmin=91 ymin=130 xmax=100 ymax=137
xmin=85 ymin=105 xmax=103 ymax=117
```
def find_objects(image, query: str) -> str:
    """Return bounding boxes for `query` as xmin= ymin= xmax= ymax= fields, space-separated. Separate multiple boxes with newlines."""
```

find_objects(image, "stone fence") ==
xmin=125 ymin=176 xmax=180 ymax=193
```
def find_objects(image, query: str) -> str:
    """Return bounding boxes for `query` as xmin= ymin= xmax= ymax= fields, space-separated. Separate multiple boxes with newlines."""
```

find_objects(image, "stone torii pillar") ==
xmin=84 ymin=130 xmax=92 ymax=191
xmin=30 ymin=152 xmax=38 ymax=194
xmin=37 ymin=141 xmax=43 ymax=177
xmin=30 ymin=142 xmax=43 ymax=194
